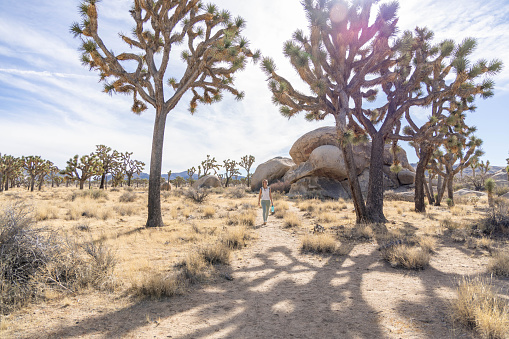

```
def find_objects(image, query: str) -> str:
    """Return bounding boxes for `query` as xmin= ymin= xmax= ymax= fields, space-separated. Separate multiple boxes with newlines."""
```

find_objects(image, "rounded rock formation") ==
xmin=250 ymin=157 xmax=295 ymax=191
xmin=192 ymin=175 xmax=221 ymax=189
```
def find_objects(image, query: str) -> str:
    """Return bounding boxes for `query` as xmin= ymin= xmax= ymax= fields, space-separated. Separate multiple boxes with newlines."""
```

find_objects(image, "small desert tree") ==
xmin=61 ymin=154 xmax=102 ymax=190
xmin=200 ymin=155 xmax=221 ymax=177
xmin=239 ymin=154 xmax=255 ymax=187
xmin=223 ymin=159 xmax=240 ymax=187
xmin=22 ymin=156 xmax=48 ymax=192
xmin=121 ymin=152 xmax=145 ymax=187
xmin=94 ymin=145 xmax=120 ymax=189
xmin=71 ymin=0 xmax=259 ymax=227
xmin=485 ymin=178 xmax=495 ymax=208
xmin=187 ymin=166 xmax=197 ymax=184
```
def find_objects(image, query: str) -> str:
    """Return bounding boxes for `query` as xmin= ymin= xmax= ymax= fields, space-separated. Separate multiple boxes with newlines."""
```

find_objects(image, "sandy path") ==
xmin=21 ymin=203 xmax=487 ymax=339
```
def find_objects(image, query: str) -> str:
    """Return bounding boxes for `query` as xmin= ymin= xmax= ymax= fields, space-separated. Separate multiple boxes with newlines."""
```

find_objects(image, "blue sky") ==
xmin=1 ymin=0 xmax=508 ymax=175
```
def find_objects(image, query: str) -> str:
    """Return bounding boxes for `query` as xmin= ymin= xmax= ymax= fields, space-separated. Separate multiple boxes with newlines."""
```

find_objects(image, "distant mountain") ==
xmin=410 ymin=163 xmax=505 ymax=177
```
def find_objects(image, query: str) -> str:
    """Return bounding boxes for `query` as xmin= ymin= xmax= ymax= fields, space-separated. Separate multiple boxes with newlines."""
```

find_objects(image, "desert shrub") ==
xmin=316 ymin=212 xmax=338 ymax=224
xmin=274 ymin=208 xmax=286 ymax=219
xmin=202 ymin=206 xmax=216 ymax=219
xmin=298 ymin=200 xmax=316 ymax=212
xmin=301 ymin=233 xmax=337 ymax=254
xmin=446 ymin=198 xmax=454 ymax=207
xmin=283 ymin=212 xmax=301 ymax=228
xmin=488 ymin=252 xmax=509 ymax=277
xmin=35 ymin=204 xmax=59 ymax=221
xmin=119 ymin=192 xmax=137 ymax=203
xmin=114 ymin=204 xmax=137 ymax=216
xmin=441 ymin=217 xmax=462 ymax=231
xmin=222 ymin=226 xmax=249 ymax=249
xmin=418 ymin=236 xmax=437 ymax=254
xmin=227 ymin=187 xmax=245 ymax=199
xmin=270 ymin=181 xmax=291 ymax=194
xmin=0 ymin=202 xmax=116 ymax=314
xmin=451 ymin=276 xmax=509 ymax=339
xmin=179 ymin=253 xmax=211 ymax=284
xmin=474 ymin=201 xmax=509 ymax=236
xmin=381 ymin=244 xmax=430 ymax=270
xmin=185 ymin=188 xmax=209 ymax=203
xmin=495 ymin=186 xmax=509 ymax=197
xmin=201 ymin=243 xmax=231 ymax=265
xmin=131 ymin=272 xmax=185 ymax=299
xmin=70 ymin=189 xmax=108 ymax=201
xmin=231 ymin=211 xmax=256 ymax=227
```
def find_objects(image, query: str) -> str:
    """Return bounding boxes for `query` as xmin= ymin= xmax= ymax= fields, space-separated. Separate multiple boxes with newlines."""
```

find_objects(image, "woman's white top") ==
xmin=260 ymin=186 xmax=271 ymax=200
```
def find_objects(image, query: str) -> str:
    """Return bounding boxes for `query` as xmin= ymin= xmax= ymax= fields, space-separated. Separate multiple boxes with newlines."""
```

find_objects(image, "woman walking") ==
xmin=258 ymin=179 xmax=273 ymax=225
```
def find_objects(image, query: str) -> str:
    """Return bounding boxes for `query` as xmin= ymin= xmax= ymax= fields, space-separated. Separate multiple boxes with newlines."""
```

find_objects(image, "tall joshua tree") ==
xmin=22 ymin=156 xmax=48 ymax=192
xmin=72 ymin=0 xmax=259 ymax=227
xmin=262 ymin=0 xmax=399 ymax=223
xmin=223 ymin=159 xmax=240 ymax=187
xmin=393 ymin=38 xmax=502 ymax=212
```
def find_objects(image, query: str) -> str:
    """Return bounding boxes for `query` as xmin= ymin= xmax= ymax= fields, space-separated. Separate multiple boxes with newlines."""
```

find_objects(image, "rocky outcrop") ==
xmin=161 ymin=182 xmax=172 ymax=191
xmin=192 ymin=175 xmax=221 ymax=189
xmin=250 ymin=157 xmax=295 ymax=191
xmin=252 ymin=126 xmax=415 ymax=198
xmin=397 ymin=169 xmax=416 ymax=185
xmin=454 ymin=189 xmax=486 ymax=197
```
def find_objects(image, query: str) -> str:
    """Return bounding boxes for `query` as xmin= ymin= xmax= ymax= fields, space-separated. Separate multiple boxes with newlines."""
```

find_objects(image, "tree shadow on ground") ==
xmin=35 ymin=214 xmax=506 ymax=339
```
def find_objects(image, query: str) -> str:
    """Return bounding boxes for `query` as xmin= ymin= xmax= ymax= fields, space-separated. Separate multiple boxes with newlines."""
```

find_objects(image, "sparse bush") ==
xmin=115 ymin=204 xmax=137 ymax=216
xmin=227 ymin=187 xmax=245 ymax=199
xmin=179 ymin=253 xmax=211 ymax=283
xmin=0 ymin=202 xmax=116 ymax=313
xmin=222 ymin=226 xmax=249 ymax=249
xmin=474 ymin=201 xmax=509 ymax=236
xmin=283 ymin=212 xmax=301 ymax=228
xmin=119 ymin=192 xmax=137 ymax=203
xmin=131 ymin=272 xmax=184 ymax=299
xmin=381 ymin=244 xmax=430 ymax=270
xmin=418 ymin=236 xmax=437 ymax=254
xmin=451 ymin=276 xmax=509 ymax=339
xmin=35 ymin=204 xmax=59 ymax=221
xmin=201 ymin=243 xmax=231 ymax=265
xmin=488 ymin=252 xmax=509 ymax=277
xmin=202 ymin=206 xmax=216 ymax=219
xmin=301 ymin=233 xmax=337 ymax=254
xmin=441 ymin=217 xmax=462 ymax=231
xmin=185 ymin=188 xmax=209 ymax=204
xmin=495 ymin=186 xmax=509 ymax=197
xmin=70 ymin=189 xmax=108 ymax=201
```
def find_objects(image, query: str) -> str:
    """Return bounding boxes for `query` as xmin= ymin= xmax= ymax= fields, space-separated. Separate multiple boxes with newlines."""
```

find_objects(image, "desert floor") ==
xmin=1 ymin=187 xmax=508 ymax=338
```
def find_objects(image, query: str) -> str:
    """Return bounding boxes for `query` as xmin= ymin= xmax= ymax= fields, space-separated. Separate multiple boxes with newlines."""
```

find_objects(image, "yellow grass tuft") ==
xmin=301 ymin=233 xmax=338 ymax=254
xmin=451 ymin=276 xmax=509 ymax=339
xmin=382 ymin=245 xmax=431 ymax=270
xmin=488 ymin=252 xmax=509 ymax=277
xmin=202 ymin=206 xmax=216 ymax=219
xmin=222 ymin=226 xmax=250 ymax=249
xmin=283 ymin=212 xmax=301 ymax=228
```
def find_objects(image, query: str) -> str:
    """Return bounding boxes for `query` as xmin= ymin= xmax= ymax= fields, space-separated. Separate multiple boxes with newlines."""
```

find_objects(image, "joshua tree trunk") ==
xmin=341 ymin=142 xmax=367 ymax=223
xmin=427 ymin=174 xmax=435 ymax=205
xmin=415 ymin=144 xmax=433 ymax=212
xmin=447 ymin=173 xmax=454 ymax=205
xmin=79 ymin=179 xmax=85 ymax=190
xmin=366 ymin=134 xmax=387 ymax=223
xmin=146 ymin=112 xmax=167 ymax=227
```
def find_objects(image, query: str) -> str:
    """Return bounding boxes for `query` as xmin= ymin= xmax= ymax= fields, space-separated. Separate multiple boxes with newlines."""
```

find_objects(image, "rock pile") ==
xmin=251 ymin=126 xmax=416 ymax=199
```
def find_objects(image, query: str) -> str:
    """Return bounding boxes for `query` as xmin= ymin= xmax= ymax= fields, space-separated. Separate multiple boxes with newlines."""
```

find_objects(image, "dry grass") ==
xmin=381 ymin=245 xmax=431 ymax=270
xmin=202 ymin=206 xmax=216 ymax=219
xmin=222 ymin=226 xmax=250 ymax=249
xmin=451 ymin=276 xmax=509 ymax=339
xmin=488 ymin=252 xmax=509 ymax=277
xmin=316 ymin=212 xmax=339 ymax=224
xmin=283 ymin=212 xmax=301 ymax=228
xmin=200 ymin=242 xmax=231 ymax=265
xmin=418 ymin=236 xmax=438 ymax=254
xmin=301 ymin=233 xmax=339 ymax=254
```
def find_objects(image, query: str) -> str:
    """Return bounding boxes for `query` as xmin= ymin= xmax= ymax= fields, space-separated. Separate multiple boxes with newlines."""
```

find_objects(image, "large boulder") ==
xmin=288 ymin=176 xmax=351 ymax=200
xmin=454 ymin=189 xmax=486 ymax=197
xmin=161 ymin=182 xmax=172 ymax=191
xmin=397 ymin=169 xmax=415 ymax=185
xmin=490 ymin=170 xmax=509 ymax=186
xmin=251 ymin=157 xmax=295 ymax=191
xmin=192 ymin=175 xmax=221 ymax=189
xmin=283 ymin=144 xmax=371 ymax=183
xmin=289 ymin=126 xmax=338 ymax=165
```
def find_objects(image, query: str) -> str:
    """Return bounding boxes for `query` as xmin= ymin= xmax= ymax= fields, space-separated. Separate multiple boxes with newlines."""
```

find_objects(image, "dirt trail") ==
xmin=12 ymin=203 xmax=486 ymax=338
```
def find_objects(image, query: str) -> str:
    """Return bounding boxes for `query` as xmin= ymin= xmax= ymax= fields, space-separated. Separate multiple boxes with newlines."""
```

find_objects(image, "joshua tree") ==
xmin=94 ymin=145 xmax=120 ymax=189
xmin=393 ymin=38 xmax=502 ymax=212
xmin=22 ymin=156 xmax=48 ymax=192
xmin=223 ymin=159 xmax=240 ymax=187
xmin=121 ymin=152 xmax=145 ymax=187
xmin=431 ymin=135 xmax=483 ymax=206
xmin=36 ymin=160 xmax=55 ymax=191
xmin=61 ymin=154 xmax=101 ymax=190
xmin=485 ymin=178 xmax=495 ymax=208
xmin=239 ymin=155 xmax=255 ymax=187
xmin=187 ymin=166 xmax=197 ymax=184
xmin=71 ymin=0 xmax=259 ymax=227
xmin=200 ymin=155 xmax=221 ymax=177
xmin=262 ymin=0 xmax=400 ymax=223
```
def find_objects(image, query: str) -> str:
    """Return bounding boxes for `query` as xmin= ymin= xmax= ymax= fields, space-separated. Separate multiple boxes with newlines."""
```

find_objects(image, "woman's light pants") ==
xmin=261 ymin=200 xmax=270 ymax=223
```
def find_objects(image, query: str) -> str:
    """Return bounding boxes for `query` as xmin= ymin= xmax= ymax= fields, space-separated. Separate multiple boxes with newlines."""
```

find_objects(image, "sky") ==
xmin=1 ymin=0 xmax=509 ymax=176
